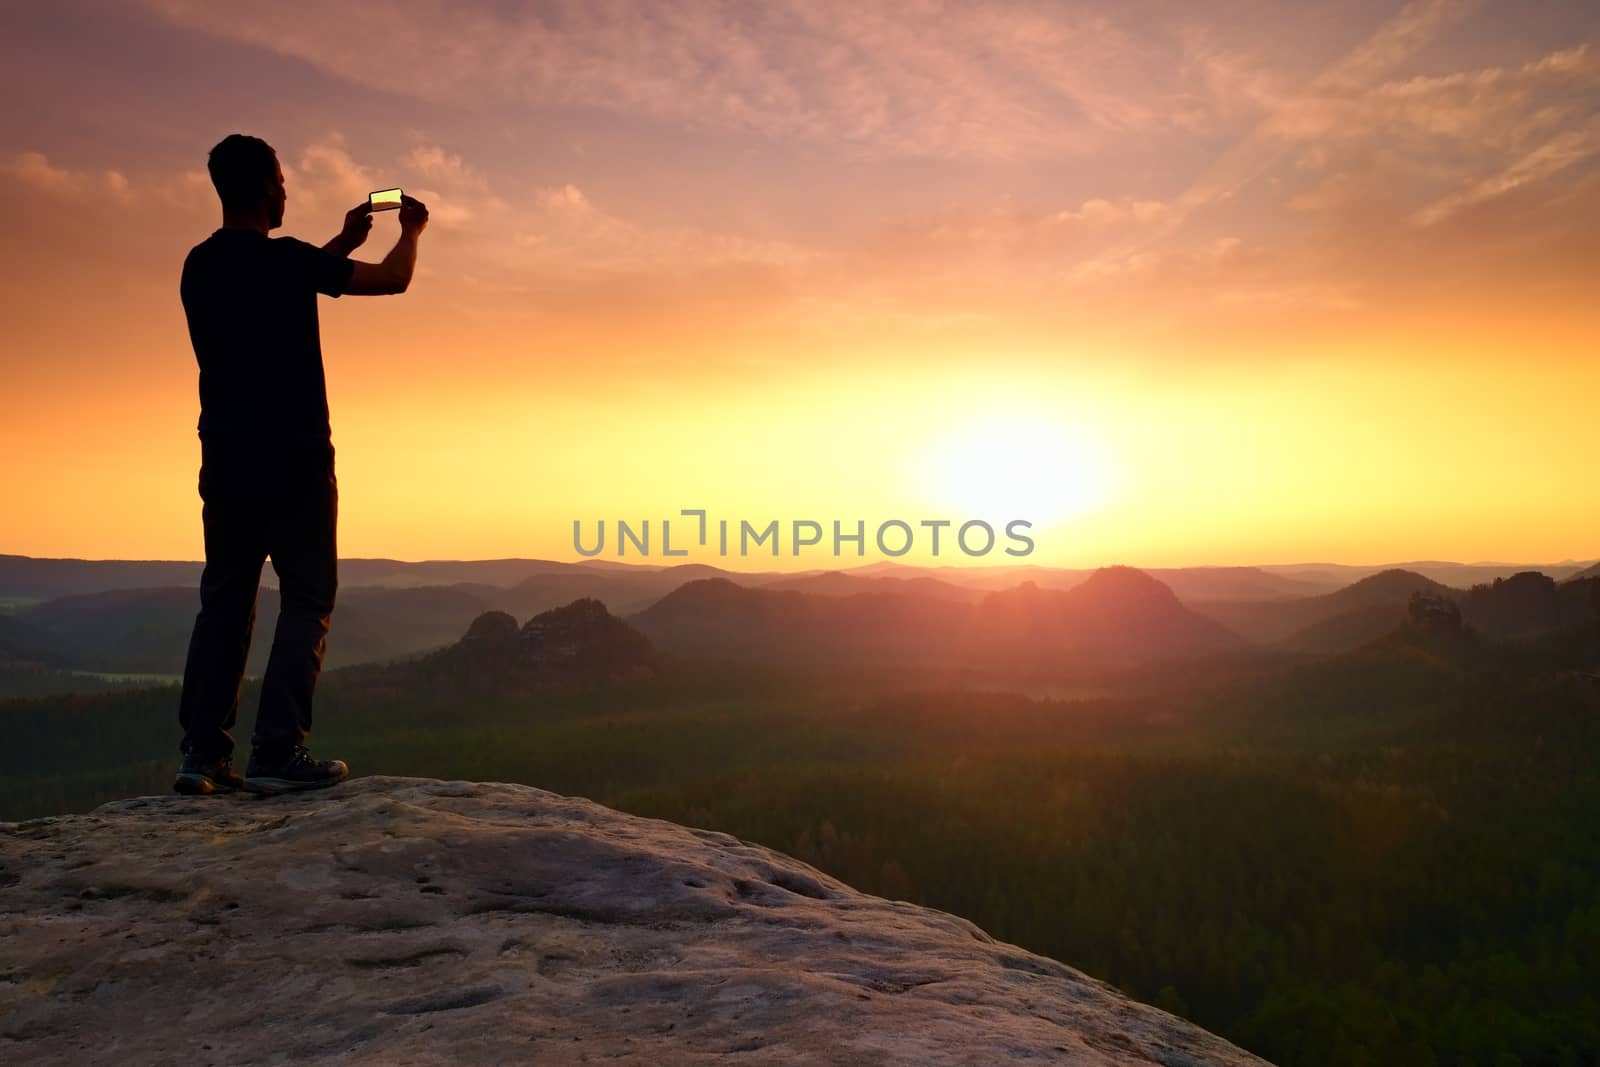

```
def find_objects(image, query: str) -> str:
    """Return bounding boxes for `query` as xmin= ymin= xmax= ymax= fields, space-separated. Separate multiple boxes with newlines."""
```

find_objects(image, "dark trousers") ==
xmin=178 ymin=436 xmax=338 ymax=761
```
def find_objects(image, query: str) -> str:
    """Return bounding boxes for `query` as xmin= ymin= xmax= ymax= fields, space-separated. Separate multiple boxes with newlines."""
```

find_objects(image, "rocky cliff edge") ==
xmin=0 ymin=777 xmax=1271 ymax=1066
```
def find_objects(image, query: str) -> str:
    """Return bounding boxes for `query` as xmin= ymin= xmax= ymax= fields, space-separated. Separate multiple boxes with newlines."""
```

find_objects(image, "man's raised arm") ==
xmin=345 ymin=194 xmax=428 ymax=296
xmin=323 ymin=201 xmax=373 ymax=258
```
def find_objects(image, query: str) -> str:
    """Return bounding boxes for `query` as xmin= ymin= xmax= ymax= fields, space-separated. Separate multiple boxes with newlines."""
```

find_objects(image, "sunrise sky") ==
xmin=3 ymin=0 xmax=1598 ymax=569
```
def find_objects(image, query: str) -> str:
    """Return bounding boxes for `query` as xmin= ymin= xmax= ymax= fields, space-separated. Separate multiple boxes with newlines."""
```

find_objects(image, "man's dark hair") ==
xmin=207 ymin=133 xmax=277 ymax=212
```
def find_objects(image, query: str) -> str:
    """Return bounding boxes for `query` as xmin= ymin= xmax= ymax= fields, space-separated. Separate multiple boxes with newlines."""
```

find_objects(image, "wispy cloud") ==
xmin=1263 ymin=43 xmax=1599 ymax=148
xmin=141 ymin=0 xmax=1195 ymax=160
xmin=1172 ymin=0 xmax=1489 ymax=221
xmin=1413 ymin=117 xmax=1600 ymax=224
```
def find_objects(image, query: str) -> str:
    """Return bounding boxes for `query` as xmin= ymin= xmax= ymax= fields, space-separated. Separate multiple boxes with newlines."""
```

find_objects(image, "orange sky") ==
xmin=3 ymin=0 xmax=1599 ymax=569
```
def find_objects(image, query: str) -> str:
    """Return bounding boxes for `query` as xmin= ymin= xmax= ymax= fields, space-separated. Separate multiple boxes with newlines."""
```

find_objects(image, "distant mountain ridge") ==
xmin=4 ymin=554 xmax=1595 ymax=694
xmin=370 ymin=598 xmax=662 ymax=691
xmin=630 ymin=565 xmax=1247 ymax=674
xmin=1189 ymin=568 xmax=1456 ymax=649
xmin=9 ymin=585 xmax=488 ymax=676
xmin=7 ymin=552 xmax=1597 ymax=605
xmin=1191 ymin=568 xmax=1600 ymax=655
xmin=1460 ymin=571 xmax=1597 ymax=639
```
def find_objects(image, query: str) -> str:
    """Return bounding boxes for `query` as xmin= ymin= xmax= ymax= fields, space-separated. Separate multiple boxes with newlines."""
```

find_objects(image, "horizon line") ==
xmin=4 ymin=552 xmax=1597 ymax=572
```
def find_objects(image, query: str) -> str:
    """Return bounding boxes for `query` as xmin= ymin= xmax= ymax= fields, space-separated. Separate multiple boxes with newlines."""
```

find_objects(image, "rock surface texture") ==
xmin=0 ymin=777 xmax=1272 ymax=1065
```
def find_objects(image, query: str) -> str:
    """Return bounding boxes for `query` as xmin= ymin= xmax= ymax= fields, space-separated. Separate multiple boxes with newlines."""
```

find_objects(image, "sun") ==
xmin=911 ymin=415 xmax=1119 ymax=528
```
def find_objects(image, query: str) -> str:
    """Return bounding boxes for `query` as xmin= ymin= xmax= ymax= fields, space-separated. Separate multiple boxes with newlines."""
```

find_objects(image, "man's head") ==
xmin=207 ymin=134 xmax=285 ymax=229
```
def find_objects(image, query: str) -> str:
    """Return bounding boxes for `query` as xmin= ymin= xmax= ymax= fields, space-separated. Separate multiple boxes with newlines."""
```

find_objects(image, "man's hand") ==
xmin=336 ymin=201 xmax=374 ymax=252
xmin=398 ymin=193 xmax=429 ymax=235
xmin=322 ymin=202 xmax=373 ymax=257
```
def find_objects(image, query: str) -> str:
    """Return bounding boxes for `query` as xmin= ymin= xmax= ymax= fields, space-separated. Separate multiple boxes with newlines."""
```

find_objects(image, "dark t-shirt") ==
xmin=180 ymin=228 xmax=356 ymax=445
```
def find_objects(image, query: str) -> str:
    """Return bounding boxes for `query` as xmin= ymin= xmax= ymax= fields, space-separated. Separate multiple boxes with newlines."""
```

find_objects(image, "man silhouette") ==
xmin=174 ymin=133 xmax=428 ymax=796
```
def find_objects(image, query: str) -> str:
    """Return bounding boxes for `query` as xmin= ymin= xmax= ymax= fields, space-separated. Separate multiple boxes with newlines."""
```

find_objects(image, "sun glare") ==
xmin=912 ymin=415 xmax=1119 ymax=528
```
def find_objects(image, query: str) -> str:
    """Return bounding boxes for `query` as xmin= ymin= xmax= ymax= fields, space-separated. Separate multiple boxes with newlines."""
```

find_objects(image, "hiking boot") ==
xmin=243 ymin=745 xmax=350 ymax=796
xmin=173 ymin=751 xmax=245 ymax=795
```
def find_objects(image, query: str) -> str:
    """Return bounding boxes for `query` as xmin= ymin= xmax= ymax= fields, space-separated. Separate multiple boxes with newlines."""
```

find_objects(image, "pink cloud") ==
xmin=2 ymin=151 xmax=134 ymax=202
xmin=141 ymin=0 xmax=1189 ymax=161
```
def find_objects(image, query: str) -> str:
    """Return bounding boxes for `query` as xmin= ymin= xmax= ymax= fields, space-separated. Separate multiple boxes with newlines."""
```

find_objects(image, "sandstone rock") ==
xmin=405 ymin=600 xmax=661 ymax=691
xmin=517 ymin=598 xmax=660 ymax=681
xmin=462 ymin=610 xmax=520 ymax=645
xmin=0 ymin=777 xmax=1271 ymax=1065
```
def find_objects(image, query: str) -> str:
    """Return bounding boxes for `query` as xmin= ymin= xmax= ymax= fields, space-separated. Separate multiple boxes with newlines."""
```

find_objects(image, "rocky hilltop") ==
xmin=0 ymin=778 xmax=1270 ymax=1065
xmin=361 ymin=599 xmax=663 ymax=694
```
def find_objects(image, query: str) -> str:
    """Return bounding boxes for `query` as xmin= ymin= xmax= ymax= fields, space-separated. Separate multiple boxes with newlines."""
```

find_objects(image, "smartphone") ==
xmin=368 ymin=187 xmax=403 ymax=212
